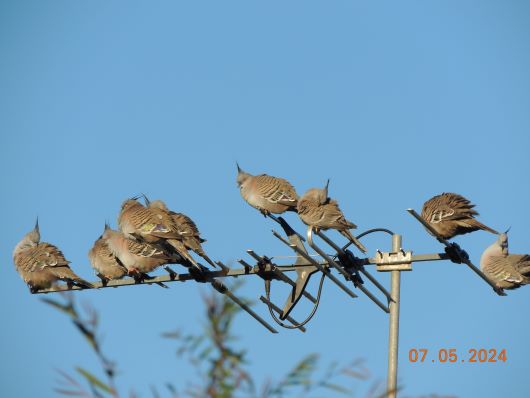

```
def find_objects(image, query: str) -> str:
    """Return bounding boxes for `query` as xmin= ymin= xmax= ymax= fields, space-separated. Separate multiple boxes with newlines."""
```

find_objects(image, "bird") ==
xmin=88 ymin=225 xmax=128 ymax=285
xmin=297 ymin=181 xmax=367 ymax=253
xmin=102 ymin=225 xmax=180 ymax=283
xmin=118 ymin=196 xmax=182 ymax=243
xmin=13 ymin=219 xmax=93 ymax=293
xmin=480 ymin=232 xmax=530 ymax=290
xmin=420 ymin=193 xmax=498 ymax=240
xmin=143 ymin=196 xmax=217 ymax=269
xmin=236 ymin=163 xmax=298 ymax=216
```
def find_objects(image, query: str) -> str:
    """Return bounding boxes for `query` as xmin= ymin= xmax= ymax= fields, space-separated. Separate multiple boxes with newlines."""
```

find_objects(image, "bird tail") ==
xmin=168 ymin=239 xmax=202 ymax=271
xmin=70 ymin=277 xmax=94 ymax=289
xmin=340 ymin=230 xmax=367 ymax=254
xmin=199 ymin=252 xmax=219 ymax=269
xmin=467 ymin=219 xmax=499 ymax=235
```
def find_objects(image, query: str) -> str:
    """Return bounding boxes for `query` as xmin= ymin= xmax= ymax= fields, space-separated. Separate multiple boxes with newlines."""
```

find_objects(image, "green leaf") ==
xmin=41 ymin=298 xmax=74 ymax=316
xmin=320 ymin=382 xmax=352 ymax=395
xmin=76 ymin=367 xmax=114 ymax=395
xmin=54 ymin=388 xmax=89 ymax=397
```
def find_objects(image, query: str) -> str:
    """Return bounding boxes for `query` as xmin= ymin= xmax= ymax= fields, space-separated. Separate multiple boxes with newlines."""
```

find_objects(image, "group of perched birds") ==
xmin=13 ymin=195 xmax=216 ymax=293
xmin=12 ymin=165 xmax=530 ymax=293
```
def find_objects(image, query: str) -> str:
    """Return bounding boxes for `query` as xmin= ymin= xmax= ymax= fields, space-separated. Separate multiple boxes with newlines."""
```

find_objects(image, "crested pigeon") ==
xmin=421 ymin=193 xmax=498 ymax=239
xmin=236 ymin=164 xmax=298 ymax=216
xmin=480 ymin=232 xmax=530 ymax=290
xmin=13 ymin=220 xmax=93 ymax=292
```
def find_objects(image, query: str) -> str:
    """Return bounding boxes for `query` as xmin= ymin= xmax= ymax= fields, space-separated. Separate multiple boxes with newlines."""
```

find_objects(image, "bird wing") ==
xmin=127 ymin=240 xmax=169 ymax=260
xmin=422 ymin=192 xmax=481 ymax=223
xmin=512 ymin=254 xmax=530 ymax=275
xmin=171 ymin=212 xmax=201 ymax=237
xmin=91 ymin=239 xmax=127 ymax=271
xmin=483 ymin=256 xmax=525 ymax=284
xmin=256 ymin=175 xmax=298 ymax=205
xmin=25 ymin=243 xmax=70 ymax=272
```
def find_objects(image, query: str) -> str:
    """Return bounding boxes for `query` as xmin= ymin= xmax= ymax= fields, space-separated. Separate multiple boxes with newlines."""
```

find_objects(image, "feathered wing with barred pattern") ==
xmin=13 ymin=221 xmax=93 ymax=292
xmin=88 ymin=229 xmax=128 ymax=284
xmin=146 ymin=199 xmax=216 ymax=269
xmin=118 ymin=198 xmax=183 ymax=242
xmin=102 ymin=227 xmax=181 ymax=275
xmin=236 ymin=164 xmax=298 ymax=215
xmin=421 ymin=193 xmax=498 ymax=239
xmin=480 ymin=233 xmax=530 ymax=290
xmin=297 ymin=183 xmax=367 ymax=253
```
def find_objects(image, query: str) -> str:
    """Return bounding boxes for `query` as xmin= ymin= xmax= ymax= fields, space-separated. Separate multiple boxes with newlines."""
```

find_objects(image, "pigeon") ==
xmin=118 ymin=197 xmax=182 ymax=243
xmin=236 ymin=163 xmax=298 ymax=215
xmin=88 ymin=225 xmax=128 ymax=285
xmin=480 ymin=232 xmax=530 ymax=290
xmin=297 ymin=181 xmax=367 ymax=253
xmin=144 ymin=197 xmax=217 ymax=269
xmin=102 ymin=225 xmax=180 ymax=283
xmin=13 ymin=219 xmax=93 ymax=292
xmin=421 ymin=193 xmax=498 ymax=239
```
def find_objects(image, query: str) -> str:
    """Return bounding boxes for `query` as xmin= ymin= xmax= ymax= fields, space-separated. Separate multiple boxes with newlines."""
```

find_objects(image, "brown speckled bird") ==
xmin=118 ymin=197 xmax=182 ymax=243
xmin=88 ymin=225 xmax=128 ymax=285
xmin=102 ymin=225 xmax=180 ymax=282
xmin=13 ymin=220 xmax=93 ymax=293
xmin=297 ymin=181 xmax=367 ymax=253
xmin=480 ymin=233 xmax=530 ymax=290
xmin=236 ymin=164 xmax=298 ymax=216
xmin=421 ymin=193 xmax=498 ymax=239
xmin=145 ymin=197 xmax=217 ymax=269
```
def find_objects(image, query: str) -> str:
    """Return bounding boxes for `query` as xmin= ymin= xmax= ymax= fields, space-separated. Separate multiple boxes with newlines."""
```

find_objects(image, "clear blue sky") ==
xmin=1 ymin=1 xmax=529 ymax=397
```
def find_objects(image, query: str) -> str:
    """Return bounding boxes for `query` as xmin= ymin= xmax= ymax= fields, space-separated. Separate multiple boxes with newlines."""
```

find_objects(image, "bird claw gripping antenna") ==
xmin=406 ymin=208 xmax=506 ymax=296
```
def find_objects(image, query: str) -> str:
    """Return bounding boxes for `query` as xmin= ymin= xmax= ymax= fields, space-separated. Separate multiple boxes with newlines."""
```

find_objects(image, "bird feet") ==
xmin=97 ymin=273 xmax=109 ymax=287
xmin=444 ymin=243 xmax=469 ymax=264
xmin=260 ymin=208 xmax=271 ymax=217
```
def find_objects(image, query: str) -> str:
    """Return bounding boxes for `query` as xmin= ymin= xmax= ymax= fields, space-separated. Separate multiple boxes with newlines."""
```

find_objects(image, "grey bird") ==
xmin=13 ymin=220 xmax=93 ymax=293
xmin=102 ymin=225 xmax=180 ymax=283
xmin=421 ymin=193 xmax=498 ymax=239
xmin=144 ymin=197 xmax=217 ymax=269
xmin=236 ymin=163 xmax=298 ymax=215
xmin=297 ymin=181 xmax=367 ymax=253
xmin=88 ymin=225 xmax=128 ymax=285
xmin=480 ymin=232 xmax=530 ymax=290
xmin=118 ymin=197 xmax=182 ymax=243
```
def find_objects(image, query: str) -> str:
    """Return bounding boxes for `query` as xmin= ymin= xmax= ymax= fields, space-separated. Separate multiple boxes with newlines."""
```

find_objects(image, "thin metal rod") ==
xmin=273 ymin=231 xmax=358 ymax=299
xmin=238 ymin=259 xmax=253 ymax=272
xmin=410 ymin=253 xmax=449 ymax=262
xmin=407 ymin=208 xmax=505 ymax=296
xmin=355 ymin=284 xmax=389 ymax=313
xmin=212 ymin=282 xmax=278 ymax=334
xmin=316 ymin=230 xmax=392 ymax=301
xmin=270 ymin=268 xmax=318 ymax=304
xmin=358 ymin=268 xmax=392 ymax=304
xmin=387 ymin=234 xmax=402 ymax=398
xmin=247 ymin=249 xmax=265 ymax=263
xmin=33 ymin=263 xmax=320 ymax=294
xmin=267 ymin=213 xmax=306 ymax=241
xmin=308 ymin=228 xmax=389 ymax=312
xmin=259 ymin=296 xmax=306 ymax=332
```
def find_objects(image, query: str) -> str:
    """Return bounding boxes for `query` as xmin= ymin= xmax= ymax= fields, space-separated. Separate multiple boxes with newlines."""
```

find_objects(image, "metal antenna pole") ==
xmin=387 ymin=234 xmax=402 ymax=398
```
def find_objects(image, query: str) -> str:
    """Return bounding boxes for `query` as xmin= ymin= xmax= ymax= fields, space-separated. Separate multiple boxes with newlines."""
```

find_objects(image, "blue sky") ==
xmin=1 ymin=1 xmax=530 ymax=397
